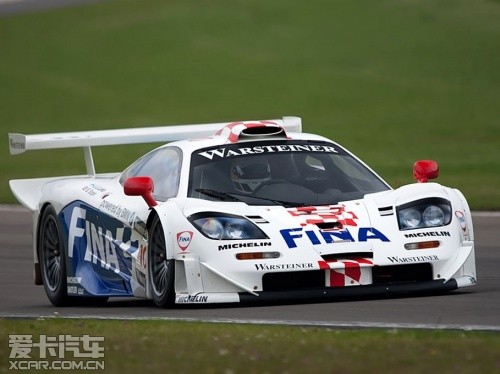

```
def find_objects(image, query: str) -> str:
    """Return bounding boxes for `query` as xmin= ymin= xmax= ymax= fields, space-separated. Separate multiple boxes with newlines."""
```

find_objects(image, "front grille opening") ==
xmin=321 ymin=252 xmax=373 ymax=261
xmin=373 ymin=263 xmax=433 ymax=284
xmin=261 ymin=264 xmax=434 ymax=292
xmin=263 ymin=271 xmax=324 ymax=292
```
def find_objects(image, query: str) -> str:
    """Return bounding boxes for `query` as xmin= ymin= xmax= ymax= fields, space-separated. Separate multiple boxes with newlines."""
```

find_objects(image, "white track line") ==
xmin=0 ymin=313 xmax=499 ymax=331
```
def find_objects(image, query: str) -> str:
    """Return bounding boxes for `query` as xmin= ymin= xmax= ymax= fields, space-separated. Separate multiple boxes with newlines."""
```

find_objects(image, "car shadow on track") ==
xmin=97 ymin=289 xmax=474 ymax=310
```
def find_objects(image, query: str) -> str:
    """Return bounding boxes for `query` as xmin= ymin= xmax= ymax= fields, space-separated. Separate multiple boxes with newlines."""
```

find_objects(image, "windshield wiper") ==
xmin=195 ymin=188 xmax=243 ymax=202
xmin=195 ymin=188 xmax=305 ymax=207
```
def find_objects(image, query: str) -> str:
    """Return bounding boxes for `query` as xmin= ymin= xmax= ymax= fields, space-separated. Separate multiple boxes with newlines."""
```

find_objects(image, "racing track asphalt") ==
xmin=1 ymin=206 xmax=499 ymax=331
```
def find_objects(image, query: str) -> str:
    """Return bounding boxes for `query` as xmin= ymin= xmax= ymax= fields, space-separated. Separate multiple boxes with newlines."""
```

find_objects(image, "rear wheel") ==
xmin=39 ymin=206 xmax=70 ymax=306
xmin=39 ymin=205 xmax=109 ymax=307
xmin=148 ymin=215 xmax=175 ymax=308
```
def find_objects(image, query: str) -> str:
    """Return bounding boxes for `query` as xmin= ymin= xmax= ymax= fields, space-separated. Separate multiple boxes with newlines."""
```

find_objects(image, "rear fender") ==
xmin=9 ymin=178 xmax=60 ymax=212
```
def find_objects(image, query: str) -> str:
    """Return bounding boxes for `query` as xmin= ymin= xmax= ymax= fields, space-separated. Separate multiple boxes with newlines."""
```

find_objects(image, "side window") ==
xmin=120 ymin=147 xmax=182 ymax=201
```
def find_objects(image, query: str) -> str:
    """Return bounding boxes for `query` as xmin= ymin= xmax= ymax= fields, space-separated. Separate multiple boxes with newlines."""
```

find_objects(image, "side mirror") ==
xmin=124 ymin=176 xmax=157 ymax=207
xmin=413 ymin=160 xmax=439 ymax=183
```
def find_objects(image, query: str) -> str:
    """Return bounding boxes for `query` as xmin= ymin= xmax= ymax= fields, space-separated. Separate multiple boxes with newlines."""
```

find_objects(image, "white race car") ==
xmin=8 ymin=117 xmax=476 ymax=307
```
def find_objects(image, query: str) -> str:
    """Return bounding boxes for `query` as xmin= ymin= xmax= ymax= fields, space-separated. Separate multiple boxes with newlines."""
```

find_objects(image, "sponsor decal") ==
xmin=387 ymin=255 xmax=439 ymax=264
xmin=99 ymin=200 xmax=136 ymax=225
xmin=280 ymin=227 xmax=389 ymax=249
xmin=198 ymin=144 xmax=338 ymax=160
xmin=254 ymin=262 xmax=314 ymax=271
xmin=66 ymin=277 xmax=82 ymax=284
xmin=176 ymin=294 xmax=209 ymax=303
xmin=455 ymin=211 xmax=467 ymax=232
xmin=177 ymin=231 xmax=193 ymax=251
xmin=97 ymin=199 xmax=147 ymax=237
xmin=67 ymin=286 xmax=85 ymax=295
xmin=218 ymin=241 xmax=272 ymax=251
xmin=404 ymin=231 xmax=450 ymax=238
xmin=67 ymin=206 xmax=138 ymax=275
xmin=82 ymin=184 xmax=106 ymax=197
xmin=9 ymin=138 xmax=24 ymax=151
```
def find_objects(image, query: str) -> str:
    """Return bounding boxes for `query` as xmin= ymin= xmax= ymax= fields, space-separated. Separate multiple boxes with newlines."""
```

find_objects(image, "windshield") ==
xmin=188 ymin=140 xmax=389 ymax=207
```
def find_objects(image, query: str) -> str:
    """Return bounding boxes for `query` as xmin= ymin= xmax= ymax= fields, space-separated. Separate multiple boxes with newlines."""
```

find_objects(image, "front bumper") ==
xmin=174 ymin=275 xmax=476 ymax=305
xmin=238 ymin=276 xmax=475 ymax=304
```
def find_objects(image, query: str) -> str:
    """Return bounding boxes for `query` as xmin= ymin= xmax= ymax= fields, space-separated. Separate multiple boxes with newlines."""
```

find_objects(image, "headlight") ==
xmin=200 ymin=219 xmax=224 ymax=239
xmin=398 ymin=208 xmax=421 ymax=229
xmin=397 ymin=198 xmax=451 ymax=231
xmin=423 ymin=205 xmax=445 ymax=227
xmin=188 ymin=212 xmax=268 ymax=240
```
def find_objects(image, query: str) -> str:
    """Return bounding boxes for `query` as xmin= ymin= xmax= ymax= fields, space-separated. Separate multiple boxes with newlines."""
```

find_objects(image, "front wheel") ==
xmin=148 ymin=215 xmax=175 ymax=308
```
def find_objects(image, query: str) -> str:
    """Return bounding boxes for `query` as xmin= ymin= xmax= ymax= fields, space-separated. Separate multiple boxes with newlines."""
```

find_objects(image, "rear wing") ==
xmin=9 ymin=116 xmax=302 ymax=175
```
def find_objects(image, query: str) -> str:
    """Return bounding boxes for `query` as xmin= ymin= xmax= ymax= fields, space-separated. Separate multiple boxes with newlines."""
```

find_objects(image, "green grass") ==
xmin=1 ymin=319 xmax=499 ymax=373
xmin=1 ymin=0 xmax=499 ymax=208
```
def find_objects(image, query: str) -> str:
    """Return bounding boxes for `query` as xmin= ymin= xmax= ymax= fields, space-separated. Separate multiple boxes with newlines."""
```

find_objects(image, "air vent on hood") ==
xmin=378 ymin=206 xmax=394 ymax=216
xmin=316 ymin=222 xmax=343 ymax=230
xmin=215 ymin=121 xmax=289 ymax=143
xmin=245 ymin=215 xmax=269 ymax=224
xmin=239 ymin=125 xmax=286 ymax=139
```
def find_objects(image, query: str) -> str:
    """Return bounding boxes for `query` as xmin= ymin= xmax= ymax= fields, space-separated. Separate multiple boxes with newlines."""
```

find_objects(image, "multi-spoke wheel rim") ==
xmin=41 ymin=216 xmax=62 ymax=292
xmin=150 ymin=224 xmax=170 ymax=296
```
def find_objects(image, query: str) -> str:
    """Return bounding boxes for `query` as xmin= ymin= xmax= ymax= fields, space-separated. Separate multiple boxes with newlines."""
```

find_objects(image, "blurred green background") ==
xmin=1 ymin=0 xmax=499 ymax=208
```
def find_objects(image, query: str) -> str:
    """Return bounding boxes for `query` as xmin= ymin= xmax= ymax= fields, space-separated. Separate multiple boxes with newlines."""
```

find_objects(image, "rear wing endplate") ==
xmin=9 ymin=116 xmax=302 ymax=176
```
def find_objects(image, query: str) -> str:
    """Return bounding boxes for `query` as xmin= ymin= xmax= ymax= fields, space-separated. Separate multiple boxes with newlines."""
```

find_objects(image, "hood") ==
xmin=180 ymin=198 xmax=382 ymax=256
xmin=264 ymin=201 xmax=382 ymax=256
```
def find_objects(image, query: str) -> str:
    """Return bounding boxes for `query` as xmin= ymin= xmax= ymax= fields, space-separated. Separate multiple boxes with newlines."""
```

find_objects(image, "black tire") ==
xmin=38 ymin=205 xmax=70 ymax=306
xmin=39 ymin=205 xmax=109 ymax=307
xmin=148 ymin=215 xmax=175 ymax=308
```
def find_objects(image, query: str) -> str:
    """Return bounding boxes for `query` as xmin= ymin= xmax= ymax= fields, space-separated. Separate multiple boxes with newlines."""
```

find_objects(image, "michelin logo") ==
xmin=404 ymin=231 xmax=450 ymax=238
xmin=218 ymin=242 xmax=272 ymax=251
xmin=176 ymin=295 xmax=209 ymax=303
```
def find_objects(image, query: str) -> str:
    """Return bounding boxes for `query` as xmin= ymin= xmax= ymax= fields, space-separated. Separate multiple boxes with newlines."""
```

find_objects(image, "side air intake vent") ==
xmin=245 ymin=215 xmax=269 ymax=224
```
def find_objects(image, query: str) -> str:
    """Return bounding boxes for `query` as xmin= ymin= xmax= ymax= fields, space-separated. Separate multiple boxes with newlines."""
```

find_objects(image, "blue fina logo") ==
xmin=280 ymin=227 xmax=390 ymax=248
xmin=64 ymin=204 xmax=138 ymax=275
